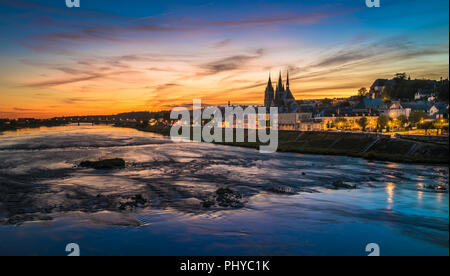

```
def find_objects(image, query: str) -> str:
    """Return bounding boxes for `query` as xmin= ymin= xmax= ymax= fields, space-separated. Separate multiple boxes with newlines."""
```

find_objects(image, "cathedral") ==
xmin=264 ymin=72 xmax=299 ymax=113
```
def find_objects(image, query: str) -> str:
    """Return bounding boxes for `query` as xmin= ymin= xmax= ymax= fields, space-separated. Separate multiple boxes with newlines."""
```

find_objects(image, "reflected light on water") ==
xmin=386 ymin=182 xmax=395 ymax=208
xmin=417 ymin=191 xmax=423 ymax=203
xmin=436 ymin=192 xmax=443 ymax=204
xmin=417 ymin=183 xmax=424 ymax=204
xmin=386 ymin=163 xmax=401 ymax=169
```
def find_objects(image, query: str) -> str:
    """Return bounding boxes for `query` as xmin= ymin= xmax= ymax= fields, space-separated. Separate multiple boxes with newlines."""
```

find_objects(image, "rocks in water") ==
xmin=133 ymin=194 xmax=147 ymax=205
xmin=216 ymin=188 xmax=244 ymax=208
xmin=119 ymin=194 xmax=148 ymax=211
xmin=202 ymin=188 xmax=245 ymax=209
xmin=298 ymin=187 xmax=320 ymax=193
xmin=79 ymin=158 xmax=125 ymax=170
xmin=332 ymin=181 xmax=357 ymax=189
xmin=7 ymin=214 xmax=52 ymax=225
xmin=266 ymin=185 xmax=297 ymax=195
xmin=425 ymin=184 xmax=449 ymax=193
xmin=202 ymin=200 xmax=215 ymax=208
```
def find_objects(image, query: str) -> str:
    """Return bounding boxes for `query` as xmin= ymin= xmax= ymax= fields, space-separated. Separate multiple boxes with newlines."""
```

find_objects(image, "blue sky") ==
xmin=0 ymin=0 xmax=448 ymax=118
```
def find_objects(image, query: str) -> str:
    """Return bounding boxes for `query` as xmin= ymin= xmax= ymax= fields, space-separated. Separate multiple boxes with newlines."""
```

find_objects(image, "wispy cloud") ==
xmin=201 ymin=48 xmax=265 ymax=75
xmin=153 ymin=83 xmax=181 ymax=91
xmin=24 ymin=70 xmax=141 ymax=88
xmin=5 ymin=0 xmax=355 ymax=53
xmin=1 ymin=0 xmax=448 ymax=118
xmin=13 ymin=107 xmax=41 ymax=111
xmin=212 ymin=38 xmax=232 ymax=49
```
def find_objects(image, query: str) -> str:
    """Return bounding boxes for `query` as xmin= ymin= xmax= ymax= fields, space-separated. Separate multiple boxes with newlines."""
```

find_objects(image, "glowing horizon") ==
xmin=1 ymin=0 xmax=449 ymax=119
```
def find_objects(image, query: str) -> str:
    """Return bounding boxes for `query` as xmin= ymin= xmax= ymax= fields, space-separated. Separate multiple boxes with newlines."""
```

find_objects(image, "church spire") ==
xmin=286 ymin=71 xmax=290 ymax=89
xmin=264 ymin=72 xmax=275 ymax=111
xmin=278 ymin=71 xmax=283 ymax=88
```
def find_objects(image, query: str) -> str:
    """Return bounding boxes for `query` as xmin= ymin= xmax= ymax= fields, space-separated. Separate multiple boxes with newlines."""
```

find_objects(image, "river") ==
xmin=0 ymin=125 xmax=448 ymax=256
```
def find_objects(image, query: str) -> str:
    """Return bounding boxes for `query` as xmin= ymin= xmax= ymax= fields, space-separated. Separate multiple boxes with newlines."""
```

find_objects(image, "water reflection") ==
xmin=437 ymin=193 xmax=443 ymax=204
xmin=0 ymin=125 xmax=448 ymax=256
xmin=386 ymin=182 xmax=395 ymax=208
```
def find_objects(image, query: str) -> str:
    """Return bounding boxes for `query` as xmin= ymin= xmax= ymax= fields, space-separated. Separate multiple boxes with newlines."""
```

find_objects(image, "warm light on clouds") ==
xmin=0 ymin=0 xmax=448 ymax=118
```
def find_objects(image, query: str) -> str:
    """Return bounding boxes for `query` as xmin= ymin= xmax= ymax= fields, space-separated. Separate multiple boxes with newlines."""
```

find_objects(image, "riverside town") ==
xmin=1 ymin=0 xmax=448 ymax=259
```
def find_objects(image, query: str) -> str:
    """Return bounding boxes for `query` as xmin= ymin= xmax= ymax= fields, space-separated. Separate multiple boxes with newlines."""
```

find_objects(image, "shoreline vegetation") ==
xmin=115 ymin=123 xmax=449 ymax=165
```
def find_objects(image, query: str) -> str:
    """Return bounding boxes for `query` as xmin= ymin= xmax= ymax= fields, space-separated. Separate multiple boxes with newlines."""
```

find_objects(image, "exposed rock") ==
xmin=216 ymin=188 xmax=244 ymax=208
xmin=133 ymin=194 xmax=147 ymax=205
xmin=7 ymin=214 xmax=53 ymax=225
xmin=332 ymin=181 xmax=357 ymax=189
xmin=266 ymin=185 xmax=297 ymax=195
xmin=119 ymin=194 xmax=148 ymax=210
xmin=79 ymin=158 xmax=125 ymax=170
xmin=202 ymin=188 xmax=245 ymax=209
xmin=202 ymin=200 xmax=215 ymax=208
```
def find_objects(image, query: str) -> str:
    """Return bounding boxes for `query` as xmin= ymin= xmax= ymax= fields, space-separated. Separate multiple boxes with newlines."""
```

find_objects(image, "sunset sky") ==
xmin=0 ymin=0 xmax=449 ymax=118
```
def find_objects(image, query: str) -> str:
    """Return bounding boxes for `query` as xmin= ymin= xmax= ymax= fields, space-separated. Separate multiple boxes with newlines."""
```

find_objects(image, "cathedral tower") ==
xmin=265 ymin=71 xmax=299 ymax=113
xmin=264 ymin=73 xmax=275 ymax=111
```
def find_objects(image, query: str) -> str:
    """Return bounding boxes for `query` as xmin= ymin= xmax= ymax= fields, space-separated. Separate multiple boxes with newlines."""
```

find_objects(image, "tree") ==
xmin=358 ymin=87 xmax=368 ymax=98
xmin=381 ymin=85 xmax=393 ymax=100
xmin=397 ymin=115 xmax=408 ymax=128
xmin=335 ymin=117 xmax=348 ymax=130
xmin=437 ymin=80 xmax=449 ymax=101
xmin=377 ymin=115 xmax=389 ymax=131
xmin=394 ymin=73 xmax=407 ymax=81
xmin=409 ymin=111 xmax=428 ymax=125
xmin=383 ymin=73 xmax=434 ymax=100
xmin=319 ymin=98 xmax=333 ymax=107
xmin=357 ymin=117 xmax=369 ymax=131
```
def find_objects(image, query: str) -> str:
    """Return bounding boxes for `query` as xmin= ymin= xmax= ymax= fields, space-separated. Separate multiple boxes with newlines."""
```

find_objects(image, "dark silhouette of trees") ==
xmin=357 ymin=117 xmax=369 ymax=131
xmin=409 ymin=111 xmax=428 ymax=125
xmin=397 ymin=115 xmax=409 ymax=128
xmin=382 ymin=73 xmax=440 ymax=100
xmin=394 ymin=73 xmax=407 ymax=81
xmin=437 ymin=81 xmax=449 ymax=101
xmin=335 ymin=117 xmax=348 ymax=130
xmin=358 ymin=87 xmax=368 ymax=99
xmin=377 ymin=115 xmax=389 ymax=131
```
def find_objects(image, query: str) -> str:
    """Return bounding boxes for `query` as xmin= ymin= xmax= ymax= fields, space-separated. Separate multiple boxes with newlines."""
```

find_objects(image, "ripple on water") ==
xmin=0 ymin=125 xmax=448 ymax=255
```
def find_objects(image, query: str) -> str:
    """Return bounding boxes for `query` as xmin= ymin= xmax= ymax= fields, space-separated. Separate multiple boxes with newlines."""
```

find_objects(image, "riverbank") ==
xmin=0 ymin=121 xmax=69 ymax=133
xmin=115 ymin=124 xmax=449 ymax=164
